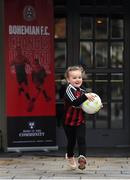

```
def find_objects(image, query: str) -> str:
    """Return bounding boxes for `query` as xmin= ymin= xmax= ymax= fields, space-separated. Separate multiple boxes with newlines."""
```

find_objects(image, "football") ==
xmin=81 ymin=93 xmax=103 ymax=114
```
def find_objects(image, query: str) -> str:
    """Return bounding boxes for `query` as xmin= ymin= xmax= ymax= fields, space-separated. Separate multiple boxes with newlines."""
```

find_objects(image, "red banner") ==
xmin=5 ymin=0 xmax=56 ymax=116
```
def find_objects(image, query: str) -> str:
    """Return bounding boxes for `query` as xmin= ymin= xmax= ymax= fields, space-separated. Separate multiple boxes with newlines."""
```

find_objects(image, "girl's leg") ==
xmin=76 ymin=123 xmax=87 ymax=170
xmin=63 ymin=125 xmax=76 ymax=157
xmin=76 ymin=123 xmax=86 ymax=156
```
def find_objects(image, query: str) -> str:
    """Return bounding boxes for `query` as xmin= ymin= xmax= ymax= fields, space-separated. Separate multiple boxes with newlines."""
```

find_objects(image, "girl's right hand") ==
xmin=85 ymin=93 xmax=96 ymax=101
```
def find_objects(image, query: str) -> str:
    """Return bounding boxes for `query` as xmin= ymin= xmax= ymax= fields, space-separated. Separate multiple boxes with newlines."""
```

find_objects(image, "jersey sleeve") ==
xmin=65 ymin=85 xmax=87 ymax=107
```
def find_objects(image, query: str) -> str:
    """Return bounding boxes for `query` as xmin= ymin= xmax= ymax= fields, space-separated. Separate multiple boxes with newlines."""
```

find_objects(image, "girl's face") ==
xmin=67 ymin=70 xmax=83 ymax=88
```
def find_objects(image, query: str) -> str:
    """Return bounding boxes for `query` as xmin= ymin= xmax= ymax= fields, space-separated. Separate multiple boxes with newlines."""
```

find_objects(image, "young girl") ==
xmin=63 ymin=66 xmax=95 ymax=170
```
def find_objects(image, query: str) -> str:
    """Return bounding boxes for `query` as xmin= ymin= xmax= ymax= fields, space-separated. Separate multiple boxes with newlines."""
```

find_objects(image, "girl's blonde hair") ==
xmin=65 ymin=66 xmax=85 ymax=79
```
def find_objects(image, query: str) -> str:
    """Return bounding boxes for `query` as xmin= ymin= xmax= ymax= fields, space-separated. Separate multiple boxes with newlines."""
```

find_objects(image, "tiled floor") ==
xmin=0 ymin=155 xmax=130 ymax=179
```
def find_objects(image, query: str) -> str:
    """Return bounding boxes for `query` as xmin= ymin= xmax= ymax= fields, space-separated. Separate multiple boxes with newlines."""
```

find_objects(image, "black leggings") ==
xmin=63 ymin=123 xmax=86 ymax=157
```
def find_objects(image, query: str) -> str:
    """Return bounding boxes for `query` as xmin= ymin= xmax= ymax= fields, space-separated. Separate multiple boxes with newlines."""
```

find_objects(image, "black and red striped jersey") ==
xmin=63 ymin=84 xmax=87 ymax=126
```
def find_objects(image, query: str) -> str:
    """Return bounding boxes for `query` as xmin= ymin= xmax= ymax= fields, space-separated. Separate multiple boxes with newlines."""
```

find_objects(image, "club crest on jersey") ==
xmin=75 ymin=91 xmax=81 ymax=98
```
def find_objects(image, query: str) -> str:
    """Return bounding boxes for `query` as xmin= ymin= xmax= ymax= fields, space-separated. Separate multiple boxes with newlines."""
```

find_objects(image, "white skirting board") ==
xmin=7 ymin=146 xmax=58 ymax=152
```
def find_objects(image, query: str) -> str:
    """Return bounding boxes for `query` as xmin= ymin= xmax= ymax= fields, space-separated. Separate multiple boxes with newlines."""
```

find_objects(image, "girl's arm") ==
xmin=65 ymin=86 xmax=95 ymax=107
xmin=65 ymin=86 xmax=87 ymax=107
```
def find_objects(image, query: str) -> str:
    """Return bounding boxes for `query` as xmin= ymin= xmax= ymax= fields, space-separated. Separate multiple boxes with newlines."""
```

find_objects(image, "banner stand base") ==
xmin=7 ymin=146 xmax=58 ymax=152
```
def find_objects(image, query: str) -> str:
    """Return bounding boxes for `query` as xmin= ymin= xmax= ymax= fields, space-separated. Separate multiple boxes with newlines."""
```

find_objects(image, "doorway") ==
xmin=54 ymin=0 xmax=130 ymax=147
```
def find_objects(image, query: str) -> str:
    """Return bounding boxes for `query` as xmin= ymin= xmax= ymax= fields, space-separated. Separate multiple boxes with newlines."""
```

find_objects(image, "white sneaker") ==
xmin=65 ymin=153 xmax=77 ymax=170
xmin=78 ymin=155 xmax=87 ymax=170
